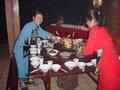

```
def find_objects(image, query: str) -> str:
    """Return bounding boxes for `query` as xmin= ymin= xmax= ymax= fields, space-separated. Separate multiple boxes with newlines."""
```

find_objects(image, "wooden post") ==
xmin=5 ymin=0 xmax=20 ymax=55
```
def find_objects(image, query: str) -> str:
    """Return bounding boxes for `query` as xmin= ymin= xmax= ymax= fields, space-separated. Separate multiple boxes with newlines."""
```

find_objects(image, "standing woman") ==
xmin=13 ymin=10 xmax=50 ymax=79
xmin=83 ymin=9 xmax=120 ymax=90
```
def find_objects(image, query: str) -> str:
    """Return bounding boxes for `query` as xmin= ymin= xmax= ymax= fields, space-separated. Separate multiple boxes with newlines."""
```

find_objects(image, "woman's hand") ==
xmin=48 ymin=33 xmax=61 ymax=43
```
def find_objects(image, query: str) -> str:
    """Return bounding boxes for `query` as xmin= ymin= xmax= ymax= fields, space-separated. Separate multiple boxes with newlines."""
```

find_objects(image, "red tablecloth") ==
xmin=46 ymin=25 xmax=89 ymax=39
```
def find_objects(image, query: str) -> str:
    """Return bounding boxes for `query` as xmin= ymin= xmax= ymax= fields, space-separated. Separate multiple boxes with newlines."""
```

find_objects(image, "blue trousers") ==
xmin=13 ymin=46 xmax=28 ymax=78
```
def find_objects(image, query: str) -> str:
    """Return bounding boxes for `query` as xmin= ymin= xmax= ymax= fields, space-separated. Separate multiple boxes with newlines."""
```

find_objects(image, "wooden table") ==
xmin=29 ymin=52 xmax=98 ymax=90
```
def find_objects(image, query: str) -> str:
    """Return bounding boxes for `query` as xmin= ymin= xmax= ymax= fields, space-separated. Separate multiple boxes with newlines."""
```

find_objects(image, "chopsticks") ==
xmin=66 ymin=32 xmax=75 ymax=38
xmin=30 ymin=67 xmax=68 ymax=74
xmin=30 ymin=68 xmax=40 ymax=74
xmin=55 ymin=31 xmax=59 ymax=36
xmin=72 ymin=32 xmax=75 ymax=38
xmin=60 ymin=68 xmax=67 ymax=73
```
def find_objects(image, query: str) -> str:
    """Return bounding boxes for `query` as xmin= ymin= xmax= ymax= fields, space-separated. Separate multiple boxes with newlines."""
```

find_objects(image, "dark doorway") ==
xmin=0 ymin=0 xmax=8 ymax=44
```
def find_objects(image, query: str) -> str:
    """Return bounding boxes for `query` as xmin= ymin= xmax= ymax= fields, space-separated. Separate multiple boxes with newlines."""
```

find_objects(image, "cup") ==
xmin=47 ymin=60 xmax=53 ymax=69
xmin=91 ymin=59 xmax=97 ymax=66
xmin=37 ymin=48 xmax=41 ymax=55
xmin=37 ymin=42 xmax=42 ymax=48
xmin=39 ymin=57 xmax=44 ymax=66
xmin=73 ymin=58 xmax=79 ymax=66
xmin=73 ymin=58 xmax=79 ymax=63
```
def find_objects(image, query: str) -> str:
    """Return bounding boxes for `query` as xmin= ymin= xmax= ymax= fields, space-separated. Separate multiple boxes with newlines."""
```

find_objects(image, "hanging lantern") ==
xmin=93 ymin=0 xmax=103 ymax=8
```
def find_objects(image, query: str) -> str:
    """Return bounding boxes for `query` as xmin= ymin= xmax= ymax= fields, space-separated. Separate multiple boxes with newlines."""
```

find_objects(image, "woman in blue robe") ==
xmin=13 ymin=10 xmax=49 ymax=78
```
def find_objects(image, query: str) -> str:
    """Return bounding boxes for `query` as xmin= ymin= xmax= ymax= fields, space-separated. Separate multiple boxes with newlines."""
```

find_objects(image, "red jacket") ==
xmin=83 ymin=25 xmax=120 ymax=90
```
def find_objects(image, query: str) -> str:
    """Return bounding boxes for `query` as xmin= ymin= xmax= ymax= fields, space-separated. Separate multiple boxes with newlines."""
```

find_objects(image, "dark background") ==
xmin=0 ymin=0 xmax=92 ymax=43
xmin=0 ymin=0 xmax=7 ymax=43
xmin=19 ymin=0 xmax=92 ymax=29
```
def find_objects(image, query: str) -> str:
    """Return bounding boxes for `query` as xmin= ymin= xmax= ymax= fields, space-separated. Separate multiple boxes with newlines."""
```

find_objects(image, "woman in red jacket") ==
xmin=83 ymin=9 xmax=120 ymax=90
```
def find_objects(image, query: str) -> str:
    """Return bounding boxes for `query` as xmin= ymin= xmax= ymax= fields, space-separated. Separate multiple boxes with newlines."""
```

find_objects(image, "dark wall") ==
xmin=19 ymin=0 xmax=91 ymax=29
xmin=0 ymin=0 xmax=7 ymax=43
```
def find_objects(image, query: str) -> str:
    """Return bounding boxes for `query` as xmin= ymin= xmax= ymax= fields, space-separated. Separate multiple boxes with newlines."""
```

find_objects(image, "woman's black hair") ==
xmin=86 ymin=9 xmax=105 ymax=25
xmin=33 ymin=10 xmax=44 ymax=17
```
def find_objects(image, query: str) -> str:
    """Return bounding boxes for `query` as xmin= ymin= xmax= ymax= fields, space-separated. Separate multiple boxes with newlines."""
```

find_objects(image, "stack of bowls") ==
xmin=29 ymin=45 xmax=37 ymax=56
xmin=30 ymin=56 xmax=39 ymax=68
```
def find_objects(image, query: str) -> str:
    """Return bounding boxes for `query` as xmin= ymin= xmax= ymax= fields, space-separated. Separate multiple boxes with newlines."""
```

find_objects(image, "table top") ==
xmin=29 ymin=51 xmax=97 ymax=78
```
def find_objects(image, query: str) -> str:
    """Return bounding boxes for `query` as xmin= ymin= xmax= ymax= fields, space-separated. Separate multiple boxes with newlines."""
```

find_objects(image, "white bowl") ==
xmin=77 ymin=62 xmax=86 ymax=69
xmin=31 ymin=61 xmax=39 ymax=68
xmin=39 ymin=64 xmax=50 ymax=73
xmin=73 ymin=58 xmax=79 ymax=63
xmin=52 ymin=64 xmax=61 ymax=72
xmin=30 ymin=45 xmax=37 ymax=48
xmin=30 ymin=51 xmax=37 ymax=56
xmin=91 ymin=59 xmax=97 ymax=66
xmin=86 ymin=62 xmax=93 ymax=67
xmin=30 ymin=56 xmax=39 ymax=62
xmin=64 ymin=61 xmax=76 ymax=70
xmin=48 ymin=49 xmax=59 ymax=56
xmin=39 ymin=58 xmax=44 ymax=66
xmin=42 ymin=40 xmax=49 ymax=44
xmin=29 ymin=48 xmax=37 ymax=51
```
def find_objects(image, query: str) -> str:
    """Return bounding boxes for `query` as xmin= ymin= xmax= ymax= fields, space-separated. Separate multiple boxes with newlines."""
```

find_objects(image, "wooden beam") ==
xmin=5 ymin=0 xmax=14 ymax=55
xmin=5 ymin=0 xmax=20 ymax=55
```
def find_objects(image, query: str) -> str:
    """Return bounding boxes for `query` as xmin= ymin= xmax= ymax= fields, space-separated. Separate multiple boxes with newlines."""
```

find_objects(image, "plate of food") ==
xmin=59 ymin=51 xmax=72 ymax=59
xmin=47 ymin=49 xmax=59 ymax=56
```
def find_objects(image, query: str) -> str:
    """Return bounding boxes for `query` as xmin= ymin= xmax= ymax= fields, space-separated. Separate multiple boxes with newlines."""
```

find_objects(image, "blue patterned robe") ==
xmin=13 ymin=21 xmax=49 ymax=78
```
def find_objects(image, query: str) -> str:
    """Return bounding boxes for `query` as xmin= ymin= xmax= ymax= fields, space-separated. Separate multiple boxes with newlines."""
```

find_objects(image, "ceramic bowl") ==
xmin=73 ymin=57 xmax=79 ymax=63
xmin=30 ymin=61 xmax=39 ymax=68
xmin=30 ymin=45 xmax=37 ymax=48
xmin=77 ymin=62 xmax=86 ymax=69
xmin=30 ymin=51 xmax=37 ymax=56
xmin=42 ymin=40 xmax=49 ymax=44
xmin=86 ymin=62 xmax=93 ymax=67
xmin=52 ymin=64 xmax=61 ymax=72
xmin=64 ymin=61 xmax=76 ymax=70
xmin=39 ymin=64 xmax=50 ymax=73
xmin=29 ymin=48 xmax=37 ymax=51
xmin=30 ymin=56 xmax=39 ymax=62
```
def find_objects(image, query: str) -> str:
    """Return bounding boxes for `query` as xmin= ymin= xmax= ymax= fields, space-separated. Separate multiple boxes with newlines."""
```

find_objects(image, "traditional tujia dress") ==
xmin=13 ymin=21 xmax=49 ymax=78
xmin=83 ymin=25 xmax=120 ymax=90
